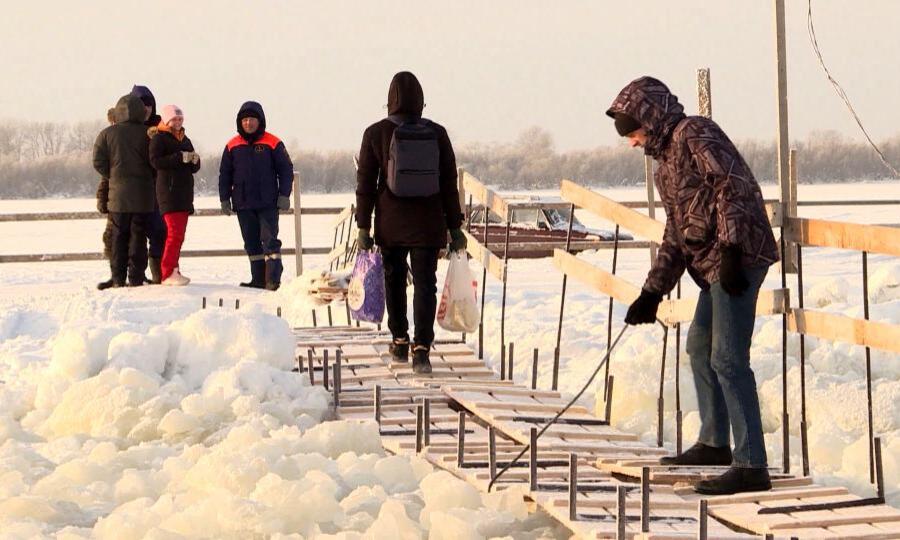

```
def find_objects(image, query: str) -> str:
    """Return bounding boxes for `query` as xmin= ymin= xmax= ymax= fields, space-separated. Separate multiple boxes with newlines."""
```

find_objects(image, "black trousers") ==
xmin=382 ymin=246 xmax=440 ymax=347
xmin=236 ymin=207 xmax=283 ymax=284
xmin=148 ymin=207 xmax=167 ymax=259
xmin=108 ymin=212 xmax=151 ymax=284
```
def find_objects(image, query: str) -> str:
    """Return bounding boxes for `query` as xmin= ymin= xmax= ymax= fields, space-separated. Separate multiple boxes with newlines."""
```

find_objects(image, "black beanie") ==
xmin=614 ymin=113 xmax=642 ymax=136
xmin=239 ymin=109 xmax=260 ymax=121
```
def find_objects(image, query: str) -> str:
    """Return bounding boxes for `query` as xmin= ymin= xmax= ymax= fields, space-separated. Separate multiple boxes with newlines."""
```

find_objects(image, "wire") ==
xmin=487 ymin=324 xmax=630 ymax=492
xmin=807 ymin=0 xmax=900 ymax=178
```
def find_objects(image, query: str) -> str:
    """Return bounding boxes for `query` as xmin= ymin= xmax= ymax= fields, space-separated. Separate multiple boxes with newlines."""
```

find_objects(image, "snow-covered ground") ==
xmin=0 ymin=181 xmax=897 ymax=537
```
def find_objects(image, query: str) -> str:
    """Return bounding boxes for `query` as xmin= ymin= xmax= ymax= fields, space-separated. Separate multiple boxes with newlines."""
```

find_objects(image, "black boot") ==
xmin=389 ymin=337 xmax=409 ymax=363
xmin=148 ymin=257 xmax=162 ymax=285
xmin=97 ymin=278 xmax=115 ymax=291
xmin=265 ymin=255 xmax=284 ymax=291
xmin=412 ymin=345 xmax=432 ymax=374
xmin=694 ymin=466 xmax=771 ymax=495
xmin=240 ymin=259 xmax=266 ymax=289
xmin=659 ymin=442 xmax=733 ymax=466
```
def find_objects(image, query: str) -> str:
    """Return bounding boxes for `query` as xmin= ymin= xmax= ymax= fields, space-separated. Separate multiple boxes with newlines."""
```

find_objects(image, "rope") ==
xmin=487 ymin=324 xmax=630 ymax=492
xmin=807 ymin=0 xmax=900 ymax=178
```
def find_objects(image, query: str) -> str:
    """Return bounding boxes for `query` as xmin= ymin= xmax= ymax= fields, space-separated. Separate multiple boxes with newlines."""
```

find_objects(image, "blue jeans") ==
xmin=686 ymin=266 xmax=768 ymax=468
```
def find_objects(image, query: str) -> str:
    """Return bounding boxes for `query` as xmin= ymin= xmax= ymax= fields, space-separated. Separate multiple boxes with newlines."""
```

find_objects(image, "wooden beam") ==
xmin=659 ymin=288 xmax=790 ymax=325
xmin=463 ymin=230 xmax=505 ymax=281
xmin=461 ymin=170 xmax=510 ymax=221
xmin=553 ymin=249 xmax=640 ymax=305
xmin=560 ymin=179 xmax=664 ymax=243
xmin=788 ymin=308 xmax=900 ymax=354
xmin=785 ymin=216 xmax=900 ymax=257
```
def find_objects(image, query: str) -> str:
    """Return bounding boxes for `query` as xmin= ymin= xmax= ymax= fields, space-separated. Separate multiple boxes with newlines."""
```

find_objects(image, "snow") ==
xmin=0 ymin=183 xmax=898 ymax=536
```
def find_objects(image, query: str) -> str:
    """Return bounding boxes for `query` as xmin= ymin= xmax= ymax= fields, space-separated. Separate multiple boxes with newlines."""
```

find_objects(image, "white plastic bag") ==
xmin=437 ymin=252 xmax=480 ymax=332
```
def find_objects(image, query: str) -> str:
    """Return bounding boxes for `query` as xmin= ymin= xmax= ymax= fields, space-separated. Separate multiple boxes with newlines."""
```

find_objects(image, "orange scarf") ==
xmin=158 ymin=122 xmax=185 ymax=142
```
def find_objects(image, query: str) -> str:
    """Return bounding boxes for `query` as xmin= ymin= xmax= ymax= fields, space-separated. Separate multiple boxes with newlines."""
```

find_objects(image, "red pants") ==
xmin=161 ymin=212 xmax=189 ymax=280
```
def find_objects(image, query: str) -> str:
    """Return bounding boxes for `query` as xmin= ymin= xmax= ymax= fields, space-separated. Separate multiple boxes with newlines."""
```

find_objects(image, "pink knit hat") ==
xmin=160 ymin=104 xmax=184 ymax=125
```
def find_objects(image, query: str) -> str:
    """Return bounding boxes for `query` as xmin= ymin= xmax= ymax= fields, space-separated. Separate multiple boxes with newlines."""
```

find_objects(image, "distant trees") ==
xmin=0 ymin=120 xmax=897 ymax=199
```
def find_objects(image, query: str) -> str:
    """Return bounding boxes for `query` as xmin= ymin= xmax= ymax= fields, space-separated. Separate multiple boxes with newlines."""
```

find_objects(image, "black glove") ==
xmin=449 ymin=229 xmax=467 ymax=252
xmin=277 ymin=195 xmax=291 ymax=210
xmin=719 ymin=244 xmax=749 ymax=296
xmin=220 ymin=200 xmax=232 ymax=216
xmin=357 ymin=228 xmax=374 ymax=250
xmin=625 ymin=289 xmax=663 ymax=325
xmin=97 ymin=199 xmax=108 ymax=214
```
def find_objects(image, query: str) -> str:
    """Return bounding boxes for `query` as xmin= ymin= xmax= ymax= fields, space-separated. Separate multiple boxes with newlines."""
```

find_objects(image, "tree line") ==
xmin=0 ymin=120 xmax=897 ymax=199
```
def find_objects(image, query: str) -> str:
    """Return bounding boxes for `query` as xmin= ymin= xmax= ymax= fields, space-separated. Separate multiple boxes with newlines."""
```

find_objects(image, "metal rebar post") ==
xmin=332 ymin=363 xmax=341 ymax=408
xmin=863 ymin=251 xmax=875 ymax=483
xmin=312 ymin=309 xmax=317 ymax=327
xmin=345 ymin=299 xmax=351 ymax=326
xmin=507 ymin=342 xmax=515 ymax=382
xmin=327 ymin=305 xmax=333 ymax=327
xmin=202 ymin=297 xmax=206 ymax=309
xmin=415 ymin=404 xmax=424 ymax=453
xmin=531 ymin=348 xmax=539 ymax=390
xmin=322 ymin=349 xmax=329 ymax=391
xmin=488 ymin=427 xmax=497 ymax=481
xmin=457 ymin=411 xmax=466 ymax=467
xmin=604 ymin=224 xmax=621 ymax=399
xmin=657 ymin=324 xmax=669 ymax=447
xmin=276 ymin=306 xmax=282 ymax=318
xmin=875 ymin=437 xmax=885 ymax=500
xmin=235 ymin=299 xmax=240 ymax=310
xmin=675 ymin=280 xmax=683 ymax=455
xmin=218 ymin=298 xmax=223 ymax=308
xmin=499 ymin=219 xmax=511 ymax=374
xmin=616 ymin=485 xmax=627 ymax=539
xmin=422 ymin=398 xmax=431 ymax=447
xmin=552 ymin=347 xmax=560 ymax=391
xmin=555 ymin=203 xmax=577 ymax=363
xmin=374 ymin=385 xmax=382 ymax=427
xmin=697 ymin=499 xmax=708 ymax=540
xmin=641 ymin=466 xmax=650 ymax=532
xmin=529 ymin=427 xmax=538 ymax=491
xmin=478 ymin=201 xmax=489 ymax=359
xmin=568 ymin=453 xmax=578 ymax=521
xmin=297 ymin=354 xmax=303 ymax=373
xmin=307 ymin=349 xmax=315 ymax=385
xmin=780 ymin=235 xmax=790 ymax=474
xmin=797 ymin=245 xmax=809 ymax=476
xmin=605 ymin=375 xmax=615 ymax=423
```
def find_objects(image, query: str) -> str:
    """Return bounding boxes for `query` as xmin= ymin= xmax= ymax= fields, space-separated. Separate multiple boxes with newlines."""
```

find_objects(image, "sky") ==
xmin=1 ymin=1 xmax=898 ymax=153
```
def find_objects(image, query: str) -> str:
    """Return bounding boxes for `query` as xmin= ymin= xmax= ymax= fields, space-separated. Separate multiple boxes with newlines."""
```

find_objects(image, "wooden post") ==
xmin=644 ymin=156 xmax=656 ymax=263
xmin=641 ymin=466 xmax=651 ymax=532
xmin=774 ymin=0 xmax=795 ymax=272
xmin=616 ymin=485 xmax=627 ymax=539
xmin=292 ymin=171 xmax=303 ymax=276
xmin=697 ymin=68 xmax=712 ymax=119
xmin=568 ymin=453 xmax=578 ymax=521
xmin=457 ymin=411 xmax=466 ymax=467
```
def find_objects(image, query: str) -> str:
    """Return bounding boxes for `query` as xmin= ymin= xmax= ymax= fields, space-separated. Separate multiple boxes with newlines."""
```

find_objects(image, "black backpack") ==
xmin=385 ymin=116 xmax=441 ymax=197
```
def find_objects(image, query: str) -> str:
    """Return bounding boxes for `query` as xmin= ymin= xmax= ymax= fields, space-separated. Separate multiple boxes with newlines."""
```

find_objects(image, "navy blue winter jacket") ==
xmin=218 ymin=101 xmax=294 ymax=210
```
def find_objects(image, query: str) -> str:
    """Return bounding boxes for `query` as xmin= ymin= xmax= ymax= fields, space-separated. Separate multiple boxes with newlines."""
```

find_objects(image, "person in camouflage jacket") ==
xmin=607 ymin=76 xmax=777 ymax=496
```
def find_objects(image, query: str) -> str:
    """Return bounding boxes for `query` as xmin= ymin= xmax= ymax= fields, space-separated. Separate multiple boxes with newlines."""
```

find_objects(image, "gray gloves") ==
xmin=277 ymin=195 xmax=291 ymax=210
xmin=220 ymin=200 xmax=232 ymax=216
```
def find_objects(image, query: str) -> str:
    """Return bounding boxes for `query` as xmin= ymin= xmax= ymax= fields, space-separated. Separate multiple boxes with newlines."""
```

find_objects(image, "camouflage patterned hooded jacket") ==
xmin=606 ymin=76 xmax=778 ymax=294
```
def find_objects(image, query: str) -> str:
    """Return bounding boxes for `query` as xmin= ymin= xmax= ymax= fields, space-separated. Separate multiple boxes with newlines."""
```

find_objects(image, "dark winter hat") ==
xmin=613 ymin=112 xmax=642 ymax=136
xmin=131 ymin=85 xmax=156 ymax=108
xmin=238 ymin=109 xmax=260 ymax=121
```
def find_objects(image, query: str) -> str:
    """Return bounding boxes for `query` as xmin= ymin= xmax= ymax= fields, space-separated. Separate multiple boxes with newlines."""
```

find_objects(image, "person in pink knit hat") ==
xmin=149 ymin=105 xmax=200 ymax=286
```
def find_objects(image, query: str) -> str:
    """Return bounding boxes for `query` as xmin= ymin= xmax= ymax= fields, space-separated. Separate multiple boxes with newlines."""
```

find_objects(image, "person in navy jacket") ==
xmin=218 ymin=101 xmax=294 ymax=290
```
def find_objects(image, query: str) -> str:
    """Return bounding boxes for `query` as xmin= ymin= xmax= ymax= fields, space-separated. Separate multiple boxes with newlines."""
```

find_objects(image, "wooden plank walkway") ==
xmin=294 ymin=325 xmax=900 ymax=539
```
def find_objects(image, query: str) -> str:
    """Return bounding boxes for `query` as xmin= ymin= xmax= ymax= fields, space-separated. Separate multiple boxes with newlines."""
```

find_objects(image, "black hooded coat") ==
xmin=355 ymin=72 xmax=463 ymax=248
xmin=93 ymin=94 xmax=156 ymax=213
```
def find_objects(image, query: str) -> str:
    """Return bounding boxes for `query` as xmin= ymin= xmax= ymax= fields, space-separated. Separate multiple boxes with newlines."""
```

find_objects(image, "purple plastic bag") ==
xmin=347 ymin=250 xmax=385 ymax=323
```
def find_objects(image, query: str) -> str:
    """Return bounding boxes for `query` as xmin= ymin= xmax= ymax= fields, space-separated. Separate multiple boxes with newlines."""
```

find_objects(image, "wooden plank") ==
xmin=658 ymin=288 xmax=789 ymax=325
xmin=553 ymin=249 xmax=640 ymax=305
xmin=462 ymin=170 xmax=510 ymax=221
xmin=441 ymin=385 xmax=562 ymax=399
xmin=788 ymin=308 xmax=900 ymax=354
xmin=462 ymin=230 xmax=505 ymax=281
xmin=785 ymin=216 xmax=900 ymax=257
xmin=561 ymin=179 xmax=664 ymax=242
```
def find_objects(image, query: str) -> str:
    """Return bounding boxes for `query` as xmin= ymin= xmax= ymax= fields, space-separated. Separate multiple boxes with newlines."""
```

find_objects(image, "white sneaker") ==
xmin=162 ymin=268 xmax=190 ymax=286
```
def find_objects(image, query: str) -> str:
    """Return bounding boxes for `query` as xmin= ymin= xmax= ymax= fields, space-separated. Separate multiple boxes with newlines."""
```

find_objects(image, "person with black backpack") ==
xmin=355 ymin=71 xmax=466 ymax=374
